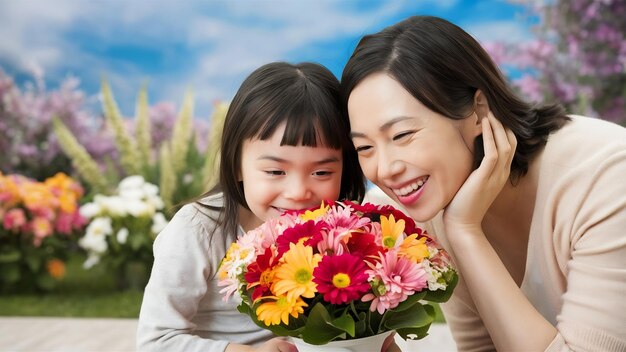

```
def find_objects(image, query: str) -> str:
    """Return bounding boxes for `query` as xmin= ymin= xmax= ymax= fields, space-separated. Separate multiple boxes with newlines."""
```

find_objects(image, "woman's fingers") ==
xmin=479 ymin=115 xmax=498 ymax=175
xmin=480 ymin=112 xmax=516 ymax=183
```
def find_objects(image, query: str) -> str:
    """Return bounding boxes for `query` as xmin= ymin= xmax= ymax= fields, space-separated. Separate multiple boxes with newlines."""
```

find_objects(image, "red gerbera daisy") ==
xmin=276 ymin=220 xmax=326 ymax=256
xmin=313 ymin=253 xmax=370 ymax=305
xmin=346 ymin=232 xmax=384 ymax=259
xmin=245 ymin=247 xmax=278 ymax=301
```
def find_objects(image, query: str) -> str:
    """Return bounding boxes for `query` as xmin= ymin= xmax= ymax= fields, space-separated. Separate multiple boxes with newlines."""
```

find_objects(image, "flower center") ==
xmin=332 ymin=273 xmax=351 ymax=288
xmin=260 ymin=270 xmax=273 ymax=286
xmin=295 ymin=269 xmax=312 ymax=284
xmin=383 ymin=236 xmax=396 ymax=248
xmin=276 ymin=296 xmax=288 ymax=309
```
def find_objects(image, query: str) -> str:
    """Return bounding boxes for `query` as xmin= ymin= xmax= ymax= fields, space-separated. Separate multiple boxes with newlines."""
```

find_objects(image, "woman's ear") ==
xmin=469 ymin=90 xmax=489 ymax=137
xmin=474 ymin=89 xmax=489 ymax=119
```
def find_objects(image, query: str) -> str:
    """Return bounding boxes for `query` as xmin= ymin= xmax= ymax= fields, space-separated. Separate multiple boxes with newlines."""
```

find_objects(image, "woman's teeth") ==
xmin=393 ymin=177 xmax=428 ymax=197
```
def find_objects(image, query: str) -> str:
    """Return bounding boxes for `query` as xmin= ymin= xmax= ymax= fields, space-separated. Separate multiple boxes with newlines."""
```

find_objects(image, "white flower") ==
xmin=95 ymin=195 xmax=128 ymax=217
xmin=119 ymin=188 xmax=145 ymax=201
xmin=79 ymin=231 xmax=108 ymax=254
xmin=126 ymin=199 xmax=154 ymax=217
xmin=85 ymin=217 xmax=113 ymax=237
xmin=182 ymin=173 xmax=193 ymax=185
xmin=119 ymin=175 xmax=145 ymax=191
xmin=79 ymin=202 xmax=101 ymax=219
xmin=83 ymin=254 xmax=101 ymax=269
xmin=151 ymin=212 xmax=168 ymax=234
xmin=151 ymin=196 xmax=165 ymax=210
xmin=142 ymin=183 xmax=159 ymax=197
xmin=421 ymin=259 xmax=446 ymax=291
xmin=116 ymin=228 xmax=129 ymax=244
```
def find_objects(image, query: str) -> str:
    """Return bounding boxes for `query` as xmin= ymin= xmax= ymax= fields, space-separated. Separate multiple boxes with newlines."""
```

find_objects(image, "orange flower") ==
xmin=46 ymin=259 xmax=66 ymax=279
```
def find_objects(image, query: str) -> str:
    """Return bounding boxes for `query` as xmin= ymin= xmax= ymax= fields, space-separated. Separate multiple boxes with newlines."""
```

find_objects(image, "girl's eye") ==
xmin=393 ymin=131 xmax=415 ymax=141
xmin=264 ymin=170 xmax=285 ymax=176
xmin=312 ymin=171 xmax=333 ymax=177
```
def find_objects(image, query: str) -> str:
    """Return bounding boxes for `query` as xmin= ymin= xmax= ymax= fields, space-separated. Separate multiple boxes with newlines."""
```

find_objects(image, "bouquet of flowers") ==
xmin=0 ymin=172 xmax=86 ymax=291
xmin=78 ymin=175 xmax=168 ymax=289
xmin=218 ymin=201 xmax=457 ymax=346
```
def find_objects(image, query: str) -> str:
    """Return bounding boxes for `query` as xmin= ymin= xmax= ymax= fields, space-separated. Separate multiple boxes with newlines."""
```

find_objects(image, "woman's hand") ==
xmin=443 ymin=111 xmax=517 ymax=233
xmin=381 ymin=331 xmax=401 ymax=352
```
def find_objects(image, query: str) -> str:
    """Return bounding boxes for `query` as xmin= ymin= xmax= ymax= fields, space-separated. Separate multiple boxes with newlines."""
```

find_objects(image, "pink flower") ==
xmin=362 ymin=250 xmax=429 ymax=314
xmin=3 ymin=208 xmax=26 ymax=231
xmin=55 ymin=212 xmax=74 ymax=235
xmin=31 ymin=217 xmax=53 ymax=246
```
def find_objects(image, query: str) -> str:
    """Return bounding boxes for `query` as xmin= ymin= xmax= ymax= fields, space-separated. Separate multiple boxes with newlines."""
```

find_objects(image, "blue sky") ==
xmin=0 ymin=0 xmax=536 ymax=119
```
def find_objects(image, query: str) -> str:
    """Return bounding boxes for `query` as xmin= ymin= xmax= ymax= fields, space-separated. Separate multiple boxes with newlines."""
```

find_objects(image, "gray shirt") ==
xmin=137 ymin=194 xmax=273 ymax=351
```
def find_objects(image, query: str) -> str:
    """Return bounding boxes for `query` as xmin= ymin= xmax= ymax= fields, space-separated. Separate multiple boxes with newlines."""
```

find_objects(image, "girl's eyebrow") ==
xmin=350 ymin=116 xmax=414 ymax=138
xmin=258 ymin=156 xmax=340 ymax=164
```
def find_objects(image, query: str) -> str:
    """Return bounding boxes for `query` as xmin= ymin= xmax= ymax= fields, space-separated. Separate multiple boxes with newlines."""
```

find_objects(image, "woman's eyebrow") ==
xmin=350 ymin=116 xmax=414 ymax=138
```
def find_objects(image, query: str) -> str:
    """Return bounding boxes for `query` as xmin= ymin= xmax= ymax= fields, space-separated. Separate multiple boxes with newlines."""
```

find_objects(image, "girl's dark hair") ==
xmin=200 ymin=62 xmax=365 ymax=238
xmin=341 ymin=16 xmax=569 ymax=180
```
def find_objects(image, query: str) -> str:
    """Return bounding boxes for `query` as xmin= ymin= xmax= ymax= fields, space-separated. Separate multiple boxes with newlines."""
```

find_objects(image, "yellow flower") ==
xmin=273 ymin=242 xmax=321 ymax=300
xmin=256 ymin=295 xmax=308 ymax=326
xmin=381 ymin=214 xmax=405 ymax=248
xmin=399 ymin=234 xmax=430 ymax=263
xmin=300 ymin=202 xmax=329 ymax=221
xmin=21 ymin=183 xmax=55 ymax=211
xmin=0 ymin=174 xmax=21 ymax=207
xmin=59 ymin=192 xmax=78 ymax=214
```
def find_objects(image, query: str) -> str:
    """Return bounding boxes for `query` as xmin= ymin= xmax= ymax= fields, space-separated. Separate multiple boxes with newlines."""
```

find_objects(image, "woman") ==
xmin=342 ymin=16 xmax=626 ymax=351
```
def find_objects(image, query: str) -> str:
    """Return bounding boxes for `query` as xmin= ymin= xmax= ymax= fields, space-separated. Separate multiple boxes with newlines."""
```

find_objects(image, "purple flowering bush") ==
xmin=0 ymin=69 xmax=116 ymax=179
xmin=483 ymin=0 xmax=626 ymax=125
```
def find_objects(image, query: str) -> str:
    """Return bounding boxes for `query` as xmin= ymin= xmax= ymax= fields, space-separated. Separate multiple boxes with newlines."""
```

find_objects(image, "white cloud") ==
xmin=465 ymin=20 xmax=532 ymax=44
xmin=0 ymin=0 xmax=516 ymax=118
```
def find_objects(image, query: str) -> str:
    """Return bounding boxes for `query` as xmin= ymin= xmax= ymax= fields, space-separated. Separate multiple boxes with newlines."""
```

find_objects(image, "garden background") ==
xmin=1 ymin=0 xmax=624 ymax=350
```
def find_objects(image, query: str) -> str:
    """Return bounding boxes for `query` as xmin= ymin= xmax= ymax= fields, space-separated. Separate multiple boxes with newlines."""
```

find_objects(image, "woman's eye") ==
xmin=355 ymin=145 xmax=372 ymax=153
xmin=264 ymin=170 xmax=285 ymax=176
xmin=393 ymin=131 xmax=415 ymax=141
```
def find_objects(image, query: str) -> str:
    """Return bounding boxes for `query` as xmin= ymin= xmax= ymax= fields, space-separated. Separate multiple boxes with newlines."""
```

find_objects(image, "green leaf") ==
xmin=0 ymin=264 xmax=21 ymax=283
xmin=36 ymin=273 xmax=56 ymax=291
xmin=396 ymin=323 xmax=432 ymax=341
xmin=301 ymin=303 xmax=354 ymax=345
xmin=24 ymin=255 xmax=41 ymax=273
xmin=129 ymin=233 xmax=145 ymax=251
xmin=383 ymin=302 xmax=434 ymax=332
xmin=0 ymin=250 xmax=21 ymax=263
xmin=390 ymin=291 xmax=426 ymax=312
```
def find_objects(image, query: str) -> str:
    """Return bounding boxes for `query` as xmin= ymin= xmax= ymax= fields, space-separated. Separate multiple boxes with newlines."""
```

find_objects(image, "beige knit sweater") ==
xmin=365 ymin=116 xmax=626 ymax=351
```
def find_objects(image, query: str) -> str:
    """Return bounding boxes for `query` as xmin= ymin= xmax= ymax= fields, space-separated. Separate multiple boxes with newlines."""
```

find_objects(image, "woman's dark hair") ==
xmin=199 ymin=61 xmax=365 ymax=238
xmin=341 ymin=16 xmax=569 ymax=180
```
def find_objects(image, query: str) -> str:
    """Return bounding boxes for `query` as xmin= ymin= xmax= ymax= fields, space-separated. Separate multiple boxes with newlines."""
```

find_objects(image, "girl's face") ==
xmin=347 ymin=73 xmax=481 ymax=222
xmin=239 ymin=122 xmax=343 ymax=228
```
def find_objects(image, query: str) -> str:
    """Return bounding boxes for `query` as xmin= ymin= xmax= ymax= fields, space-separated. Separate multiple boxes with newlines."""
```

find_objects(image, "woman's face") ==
xmin=347 ymin=73 xmax=481 ymax=222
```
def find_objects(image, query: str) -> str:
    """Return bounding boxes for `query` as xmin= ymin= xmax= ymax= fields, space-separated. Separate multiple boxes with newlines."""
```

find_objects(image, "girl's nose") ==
xmin=284 ymin=177 xmax=313 ymax=201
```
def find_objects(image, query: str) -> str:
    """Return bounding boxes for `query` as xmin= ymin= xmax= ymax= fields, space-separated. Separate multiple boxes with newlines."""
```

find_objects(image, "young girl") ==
xmin=343 ymin=16 xmax=626 ymax=352
xmin=137 ymin=62 xmax=366 ymax=351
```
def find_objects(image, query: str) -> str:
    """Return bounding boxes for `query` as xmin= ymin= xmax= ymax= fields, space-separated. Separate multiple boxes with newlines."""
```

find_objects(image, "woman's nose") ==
xmin=376 ymin=149 xmax=405 ymax=181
